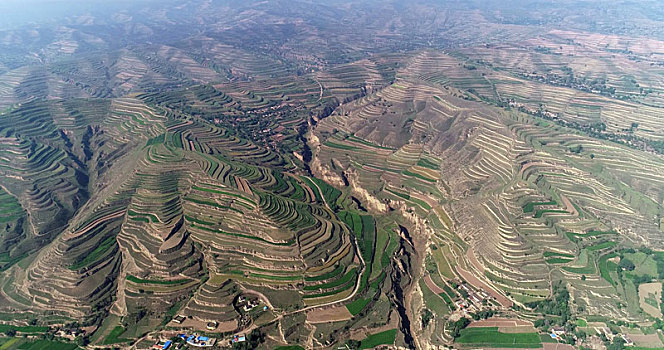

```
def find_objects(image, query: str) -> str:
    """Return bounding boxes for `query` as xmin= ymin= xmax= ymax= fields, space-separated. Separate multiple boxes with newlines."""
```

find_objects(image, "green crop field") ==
xmin=523 ymin=201 xmax=557 ymax=213
xmin=346 ymin=298 xmax=371 ymax=316
xmin=14 ymin=340 xmax=79 ymax=350
xmin=102 ymin=326 xmax=131 ymax=345
xmin=359 ymin=329 xmax=397 ymax=349
xmin=456 ymin=327 xmax=542 ymax=348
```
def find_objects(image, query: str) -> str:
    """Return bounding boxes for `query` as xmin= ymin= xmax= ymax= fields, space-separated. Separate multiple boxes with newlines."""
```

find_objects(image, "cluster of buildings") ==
xmin=237 ymin=295 xmax=262 ymax=312
xmin=54 ymin=328 xmax=84 ymax=341
xmin=150 ymin=333 xmax=218 ymax=349
xmin=147 ymin=330 xmax=250 ymax=349
xmin=454 ymin=282 xmax=493 ymax=312
xmin=151 ymin=339 xmax=178 ymax=350
xmin=181 ymin=333 xmax=217 ymax=348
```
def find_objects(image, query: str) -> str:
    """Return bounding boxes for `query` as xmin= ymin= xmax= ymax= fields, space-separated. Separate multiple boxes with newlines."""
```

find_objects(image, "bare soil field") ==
xmin=306 ymin=306 xmax=352 ymax=323
xmin=638 ymin=282 xmax=662 ymax=318
xmin=468 ymin=318 xmax=533 ymax=328
xmin=542 ymin=344 xmax=576 ymax=350
xmin=498 ymin=326 xmax=538 ymax=333
xmin=629 ymin=333 xmax=664 ymax=348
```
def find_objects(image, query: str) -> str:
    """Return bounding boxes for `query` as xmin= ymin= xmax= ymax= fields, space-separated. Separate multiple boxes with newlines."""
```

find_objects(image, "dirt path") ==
xmin=467 ymin=248 xmax=485 ymax=274
xmin=314 ymin=77 xmax=323 ymax=102
xmin=308 ymin=177 xmax=330 ymax=209
xmin=559 ymin=194 xmax=578 ymax=217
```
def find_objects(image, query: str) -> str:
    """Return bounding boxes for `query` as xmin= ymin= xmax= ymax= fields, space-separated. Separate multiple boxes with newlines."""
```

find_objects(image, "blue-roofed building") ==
xmin=184 ymin=333 xmax=217 ymax=347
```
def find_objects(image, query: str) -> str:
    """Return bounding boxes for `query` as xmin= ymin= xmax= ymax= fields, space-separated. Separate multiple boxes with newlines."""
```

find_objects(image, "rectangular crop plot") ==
xmin=456 ymin=327 xmax=542 ymax=348
xmin=359 ymin=329 xmax=397 ymax=349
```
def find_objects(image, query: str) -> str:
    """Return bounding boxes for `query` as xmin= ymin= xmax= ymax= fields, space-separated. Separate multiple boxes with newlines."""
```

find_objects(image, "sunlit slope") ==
xmin=312 ymin=59 xmax=664 ymax=341
xmin=0 ymin=102 xmax=364 ymax=330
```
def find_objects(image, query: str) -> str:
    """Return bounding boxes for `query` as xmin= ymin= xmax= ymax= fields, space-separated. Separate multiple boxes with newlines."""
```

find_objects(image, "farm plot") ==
xmin=455 ymin=327 xmax=542 ymax=348
xmin=638 ymin=282 xmax=662 ymax=318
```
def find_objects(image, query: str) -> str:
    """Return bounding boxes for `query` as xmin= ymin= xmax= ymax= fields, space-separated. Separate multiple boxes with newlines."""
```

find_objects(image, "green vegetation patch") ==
xmin=16 ymin=340 xmax=79 ymax=350
xmin=533 ymin=209 xmax=568 ymax=218
xmin=127 ymin=210 xmax=159 ymax=223
xmin=523 ymin=201 xmax=556 ymax=213
xmin=402 ymin=169 xmax=436 ymax=183
xmin=385 ymin=188 xmax=410 ymax=200
xmin=307 ymin=177 xmax=342 ymax=210
xmin=102 ymin=326 xmax=131 ymax=345
xmin=145 ymin=133 xmax=166 ymax=147
xmin=566 ymin=230 xmax=618 ymax=242
xmin=305 ymin=265 xmax=343 ymax=282
xmin=599 ymin=253 xmax=619 ymax=285
xmin=456 ymin=327 xmax=542 ymax=348
xmin=543 ymin=251 xmax=574 ymax=258
xmin=587 ymin=241 xmax=617 ymax=252
xmin=0 ymin=325 xmax=48 ymax=334
xmin=359 ymin=329 xmax=397 ymax=349
xmin=346 ymin=298 xmax=371 ymax=316
xmin=69 ymin=235 xmax=117 ymax=270
xmin=417 ymin=158 xmax=439 ymax=170
xmin=323 ymin=141 xmax=359 ymax=151
xmin=304 ymin=268 xmax=357 ymax=291
xmin=440 ymin=291 xmax=456 ymax=310
xmin=546 ymin=258 xmax=573 ymax=264
xmin=247 ymin=272 xmax=301 ymax=282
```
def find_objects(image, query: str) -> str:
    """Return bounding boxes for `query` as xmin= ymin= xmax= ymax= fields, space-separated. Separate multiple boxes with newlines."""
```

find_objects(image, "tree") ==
xmin=450 ymin=317 xmax=471 ymax=338
xmin=345 ymin=339 xmax=361 ymax=349
xmin=421 ymin=309 xmax=434 ymax=328
xmin=619 ymin=258 xmax=635 ymax=271
xmin=76 ymin=336 xmax=90 ymax=347
xmin=526 ymin=281 xmax=571 ymax=324
xmin=607 ymin=336 xmax=625 ymax=350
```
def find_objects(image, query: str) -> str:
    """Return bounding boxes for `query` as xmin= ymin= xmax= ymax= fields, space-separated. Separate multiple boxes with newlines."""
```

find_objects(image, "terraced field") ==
xmin=312 ymin=45 xmax=664 ymax=348
xmin=1 ymin=1 xmax=664 ymax=349
xmin=0 ymin=47 xmax=407 ymax=348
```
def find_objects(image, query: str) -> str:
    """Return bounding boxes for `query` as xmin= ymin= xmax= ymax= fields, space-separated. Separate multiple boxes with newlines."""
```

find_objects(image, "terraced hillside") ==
xmin=312 ymin=49 xmax=664 ymax=348
xmin=0 ymin=45 xmax=408 ymax=349
xmin=2 ymin=1 xmax=664 ymax=349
